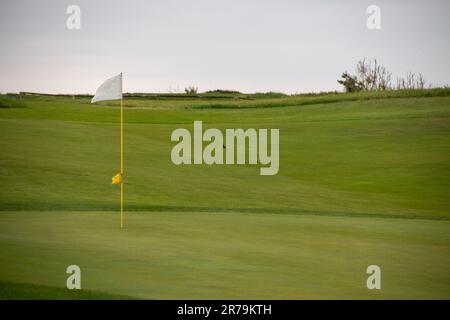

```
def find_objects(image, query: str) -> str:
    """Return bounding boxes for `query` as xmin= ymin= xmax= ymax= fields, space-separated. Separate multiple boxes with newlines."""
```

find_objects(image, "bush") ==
xmin=0 ymin=95 xmax=26 ymax=108
xmin=184 ymin=86 xmax=198 ymax=95
xmin=337 ymin=72 xmax=362 ymax=93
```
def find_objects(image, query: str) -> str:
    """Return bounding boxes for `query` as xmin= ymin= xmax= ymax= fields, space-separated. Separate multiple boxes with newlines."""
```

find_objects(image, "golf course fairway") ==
xmin=1 ymin=91 xmax=449 ymax=299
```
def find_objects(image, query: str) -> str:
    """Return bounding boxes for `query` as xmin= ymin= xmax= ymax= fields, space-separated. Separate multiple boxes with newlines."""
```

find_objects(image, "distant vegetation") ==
xmin=6 ymin=88 xmax=450 ymax=111
xmin=0 ymin=94 xmax=26 ymax=108
xmin=338 ymin=58 xmax=428 ymax=92
xmin=204 ymin=89 xmax=242 ymax=94
xmin=184 ymin=86 xmax=198 ymax=95
xmin=190 ymin=87 xmax=450 ymax=109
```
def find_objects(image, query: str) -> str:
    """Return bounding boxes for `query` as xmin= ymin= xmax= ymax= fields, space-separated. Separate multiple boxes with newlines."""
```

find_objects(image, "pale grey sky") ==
xmin=0 ymin=0 xmax=449 ymax=94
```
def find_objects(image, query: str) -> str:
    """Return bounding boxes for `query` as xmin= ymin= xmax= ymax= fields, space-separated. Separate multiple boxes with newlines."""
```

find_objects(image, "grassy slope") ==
xmin=0 ymin=91 xmax=449 ymax=299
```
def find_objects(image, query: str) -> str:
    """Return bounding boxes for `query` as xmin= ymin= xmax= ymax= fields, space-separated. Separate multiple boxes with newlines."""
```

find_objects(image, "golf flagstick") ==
xmin=120 ymin=96 xmax=124 ymax=229
xmin=91 ymin=73 xmax=124 ymax=229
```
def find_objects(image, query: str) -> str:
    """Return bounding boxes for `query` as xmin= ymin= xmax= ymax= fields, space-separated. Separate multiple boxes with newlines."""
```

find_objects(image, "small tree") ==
xmin=355 ymin=59 xmax=392 ymax=91
xmin=337 ymin=72 xmax=362 ymax=92
xmin=184 ymin=86 xmax=198 ymax=94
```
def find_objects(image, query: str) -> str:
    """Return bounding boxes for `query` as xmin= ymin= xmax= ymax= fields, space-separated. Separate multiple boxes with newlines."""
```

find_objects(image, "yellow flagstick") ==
xmin=120 ymin=97 xmax=124 ymax=229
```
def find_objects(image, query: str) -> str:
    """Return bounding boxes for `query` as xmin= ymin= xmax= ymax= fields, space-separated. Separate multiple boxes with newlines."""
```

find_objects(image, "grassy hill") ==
xmin=0 ymin=90 xmax=449 ymax=299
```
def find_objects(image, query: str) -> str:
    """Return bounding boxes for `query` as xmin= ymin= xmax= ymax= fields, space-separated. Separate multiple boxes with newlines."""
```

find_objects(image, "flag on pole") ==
xmin=91 ymin=73 xmax=122 ymax=103
xmin=92 ymin=73 xmax=125 ymax=228
xmin=111 ymin=172 xmax=123 ymax=185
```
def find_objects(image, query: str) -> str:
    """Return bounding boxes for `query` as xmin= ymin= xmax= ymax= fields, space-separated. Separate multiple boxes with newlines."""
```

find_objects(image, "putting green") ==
xmin=0 ymin=211 xmax=449 ymax=299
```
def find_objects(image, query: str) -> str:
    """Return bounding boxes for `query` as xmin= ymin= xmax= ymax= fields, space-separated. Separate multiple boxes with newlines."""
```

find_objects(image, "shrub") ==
xmin=337 ymin=72 xmax=362 ymax=93
xmin=0 ymin=95 xmax=26 ymax=108
xmin=184 ymin=86 xmax=198 ymax=95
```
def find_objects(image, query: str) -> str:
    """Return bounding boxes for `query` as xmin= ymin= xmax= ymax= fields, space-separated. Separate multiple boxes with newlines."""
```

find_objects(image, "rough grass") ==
xmin=14 ymin=87 xmax=450 ymax=110
xmin=192 ymin=88 xmax=450 ymax=109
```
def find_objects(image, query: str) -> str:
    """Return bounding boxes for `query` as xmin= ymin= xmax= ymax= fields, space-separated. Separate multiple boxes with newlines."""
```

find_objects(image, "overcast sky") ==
xmin=0 ymin=0 xmax=449 ymax=94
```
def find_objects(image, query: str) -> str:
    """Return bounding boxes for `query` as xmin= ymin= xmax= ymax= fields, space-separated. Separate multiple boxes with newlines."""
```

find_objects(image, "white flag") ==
xmin=91 ymin=73 xmax=122 ymax=103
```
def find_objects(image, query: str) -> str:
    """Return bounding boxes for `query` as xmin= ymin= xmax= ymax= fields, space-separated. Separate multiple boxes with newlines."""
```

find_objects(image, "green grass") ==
xmin=0 ymin=90 xmax=449 ymax=299
xmin=0 ymin=281 xmax=135 ymax=300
